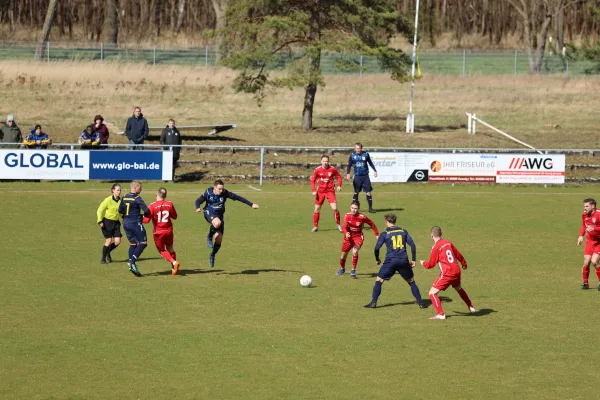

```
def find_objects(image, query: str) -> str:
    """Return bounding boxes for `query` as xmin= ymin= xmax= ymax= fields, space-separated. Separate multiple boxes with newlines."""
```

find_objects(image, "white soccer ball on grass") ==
xmin=300 ymin=275 xmax=313 ymax=287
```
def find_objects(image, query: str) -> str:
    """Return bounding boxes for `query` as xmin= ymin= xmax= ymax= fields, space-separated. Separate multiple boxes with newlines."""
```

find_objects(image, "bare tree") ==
xmin=175 ymin=0 xmax=186 ymax=34
xmin=34 ymin=0 xmax=58 ymax=61
xmin=103 ymin=0 xmax=119 ymax=45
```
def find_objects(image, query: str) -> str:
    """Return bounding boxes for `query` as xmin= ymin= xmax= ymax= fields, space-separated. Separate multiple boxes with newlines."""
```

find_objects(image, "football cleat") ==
xmin=581 ymin=283 xmax=590 ymax=290
xmin=597 ymin=283 xmax=600 ymax=292
xmin=430 ymin=314 xmax=446 ymax=320
xmin=336 ymin=225 xmax=343 ymax=232
xmin=363 ymin=301 xmax=377 ymax=308
xmin=311 ymin=227 xmax=318 ymax=232
xmin=418 ymin=302 xmax=428 ymax=309
xmin=100 ymin=260 xmax=107 ymax=265
xmin=368 ymin=208 xmax=376 ymax=214
xmin=207 ymin=235 xmax=213 ymax=249
xmin=469 ymin=306 xmax=477 ymax=313
xmin=209 ymin=253 xmax=215 ymax=268
xmin=336 ymin=268 xmax=345 ymax=275
xmin=350 ymin=269 xmax=357 ymax=278
xmin=129 ymin=263 xmax=142 ymax=277
xmin=172 ymin=261 xmax=180 ymax=275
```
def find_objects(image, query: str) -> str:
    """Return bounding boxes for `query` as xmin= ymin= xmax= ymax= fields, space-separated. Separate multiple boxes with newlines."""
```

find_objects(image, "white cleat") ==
xmin=311 ymin=227 xmax=318 ymax=232
xmin=337 ymin=225 xmax=342 ymax=232
xmin=430 ymin=314 xmax=446 ymax=320
xmin=469 ymin=306 xmax=477 ymax=313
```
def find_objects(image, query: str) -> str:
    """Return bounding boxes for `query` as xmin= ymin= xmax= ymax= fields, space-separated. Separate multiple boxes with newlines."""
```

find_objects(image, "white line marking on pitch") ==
xmin=247 ymin=185 xmax=263 ymax=191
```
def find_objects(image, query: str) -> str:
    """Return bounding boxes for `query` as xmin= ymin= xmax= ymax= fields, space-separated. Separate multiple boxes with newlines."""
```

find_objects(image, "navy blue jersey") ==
xmin=374 ymin=226 xmax=416 ymax=263
xmin=347 ymin=152 xmax=376 ymax=176
xmin=195 ymin=187 xmax=253 ymax=215
xmin=118 ymin=192 xmax=150 ymax=224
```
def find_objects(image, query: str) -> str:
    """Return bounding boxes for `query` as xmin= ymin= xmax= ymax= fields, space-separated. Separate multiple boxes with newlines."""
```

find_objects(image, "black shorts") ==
xmin=101 ymin=219 xmax=122 ymax=239
xmin=353 ymin=175 xmax=373 ymax=193
xmin=123 ymin=222 xmax=147 ymax=244
xmin=204 ymin=210 xmax=225 ymax=233
xmin=377 ymin=259 xmax=413 ymax=281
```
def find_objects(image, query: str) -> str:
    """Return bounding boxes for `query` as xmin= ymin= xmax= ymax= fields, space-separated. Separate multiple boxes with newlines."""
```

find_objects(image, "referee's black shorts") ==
xmin=101 ymin=218 xmax=122 ymax=239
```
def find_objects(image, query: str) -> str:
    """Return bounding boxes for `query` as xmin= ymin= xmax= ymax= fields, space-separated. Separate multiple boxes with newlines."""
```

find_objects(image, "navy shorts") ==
xmin=123 ymin=222 xmax=147 ymax=244
xmin=353 ymin=175 xmax=373 ymax=193
xmin=377 ymin=259 xmax=414 ymax=281
xmin=204 ymin=210 xmax=225 ymax=233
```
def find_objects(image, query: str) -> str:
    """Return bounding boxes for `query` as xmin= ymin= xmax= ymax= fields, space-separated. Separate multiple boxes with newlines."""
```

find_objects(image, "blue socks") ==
xmin=366 ymin=194 xmax=373 ymax=209
xmin=211 ymin=243 xmax=222 ymax=256
xmin=128 ymin=245 xmax=135 ymax=262
xmin=352 ymin=193 xmax=359 ymax=202
xmin=132 ymin=243 xmax=147 ymax=261
xmin=409 ymin=281 xmax=423 ymax=304
xmin=372 ymin=281 xmax=382 ymax=303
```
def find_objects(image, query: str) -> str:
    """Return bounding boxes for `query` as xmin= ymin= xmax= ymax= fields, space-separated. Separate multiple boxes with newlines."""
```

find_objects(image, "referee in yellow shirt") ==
xmin=97 ymin=184 xmax=123 ymax=264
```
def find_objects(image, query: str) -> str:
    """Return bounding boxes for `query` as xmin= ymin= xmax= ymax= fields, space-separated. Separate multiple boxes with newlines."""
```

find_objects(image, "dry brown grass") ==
xmin=1 ymin=60 xmax=599 ymax=151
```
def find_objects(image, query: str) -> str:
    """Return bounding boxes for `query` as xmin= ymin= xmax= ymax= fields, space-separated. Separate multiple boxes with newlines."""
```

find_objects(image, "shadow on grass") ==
xmin=143 ymin=268 xmax=225 ymax=277
xmin=451 ymin=308 xmax=497 ymax=318
xmin=115 ymin=257 xmax=162 ymax=263
xmin=414 ymin=125 xmax=463 ymax=133
xmin=371 ymin=208 xmax=405 ymax=213
xmin=323 ymin=115 xmax=405 ymax=122
xmin=176 ymin=171 xmax=208 ymax=182
xmin=375 ymin=296 xmax=452 ymax=308
xmin=218 ymin=268 xmax=301 ymax=275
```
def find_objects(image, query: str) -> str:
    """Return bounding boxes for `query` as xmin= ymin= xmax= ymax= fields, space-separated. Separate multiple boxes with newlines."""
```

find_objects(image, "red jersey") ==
xmin=145 ymin=200 xmax=178 ymax=234
xmin=422 ymin=239 xmax=467 ymax=278
xmin=310 ymin=166 xmax=342 ymax=193
xmin=342 ymin=212 xmax=379 ymax=238
xmin=580 ymin=209 xmax=600 ymax=242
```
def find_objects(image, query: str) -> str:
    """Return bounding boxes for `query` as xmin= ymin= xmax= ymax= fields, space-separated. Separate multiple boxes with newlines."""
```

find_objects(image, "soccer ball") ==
xmin=300 ymin=275 xmax=313 ymax=287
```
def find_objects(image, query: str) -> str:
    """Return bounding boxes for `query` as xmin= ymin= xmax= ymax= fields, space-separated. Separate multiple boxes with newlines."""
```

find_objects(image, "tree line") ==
xmin=1 ymin=0 xmax=600 ymax=50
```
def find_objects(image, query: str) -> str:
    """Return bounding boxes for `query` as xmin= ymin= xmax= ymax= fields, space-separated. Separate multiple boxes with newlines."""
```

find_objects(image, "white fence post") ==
xmin=259 ymin=147 xmax=265 ymax=185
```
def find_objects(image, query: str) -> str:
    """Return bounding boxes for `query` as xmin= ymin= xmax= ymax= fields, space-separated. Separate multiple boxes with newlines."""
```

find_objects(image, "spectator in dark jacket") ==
xmin=125 ymin=106 xmax=149 ymax=150
xmin=94 ymin=114 xmax=110 ymax=149
xmin=160 ymin=119 xmax=182 ymax=168
xmin=24 ymin=124 xmax=52 ymax=149
xmin=78 ymin=124 xmax=100 ymax=149
xmin=0 ymin=114 xmax=22 ymax=149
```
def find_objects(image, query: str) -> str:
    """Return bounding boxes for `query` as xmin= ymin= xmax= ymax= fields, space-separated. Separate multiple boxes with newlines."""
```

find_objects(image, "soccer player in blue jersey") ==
xmin=118 ymin=180 xmax=150 ymax=277
xmin=364 ymin=213 xmax=426 ymax=309
xmin=346 ymin=143 xmax=378 ymax=213
xmin=195 ymin=179 xmax=259 ymax=268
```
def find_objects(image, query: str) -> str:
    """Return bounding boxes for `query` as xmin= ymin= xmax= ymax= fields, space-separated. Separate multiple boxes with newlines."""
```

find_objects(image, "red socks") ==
xmin=429 ymin=294 xmax=444 ymax=316
xmin=352 ymin=255 xmax=358 ymax=270
xmin=595 ymin=267 xmax=600 ymax=282
xmin=340 ymin=258 xmax=346 ymax=268
xmin=583 ymin=265 xmax=590 ymax=285
xmin=170 ymin=251 xmax=177 ymax=261
xmin=160 ymin=250 xmax=175 ymax=264
xmin=313 ymin=212 xmax=320 ymax=227
xmin=334 ymin=210 xmax=340 ymax=225
xmin=456 ymin=288 xmax=473 ymax=308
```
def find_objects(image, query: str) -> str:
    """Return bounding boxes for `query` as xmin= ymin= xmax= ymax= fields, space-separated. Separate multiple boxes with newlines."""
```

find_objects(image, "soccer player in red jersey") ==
xmin=310 ymin=154 xmax=343 ymax=232
xmin=337 ymin=201 xmax=379 ymax=278
xmin=143 ymin=187 xmax=180 ymax=275
xmin=577 ymin=198 xmax=600 ymax=290
xmin=420 ymin=226 xmax=476 ymax=320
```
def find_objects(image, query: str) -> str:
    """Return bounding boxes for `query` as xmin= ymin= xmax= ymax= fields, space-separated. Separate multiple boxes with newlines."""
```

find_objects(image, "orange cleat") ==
xmin=172 ymin=261 xmax=180 ymax=275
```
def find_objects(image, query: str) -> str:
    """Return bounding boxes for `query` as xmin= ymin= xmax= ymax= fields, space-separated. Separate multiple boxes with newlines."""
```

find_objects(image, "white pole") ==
xmin=259 ymin=147 xmax=264 ymax=185
xmin=406 ymin=0 xmax=420 ymax=134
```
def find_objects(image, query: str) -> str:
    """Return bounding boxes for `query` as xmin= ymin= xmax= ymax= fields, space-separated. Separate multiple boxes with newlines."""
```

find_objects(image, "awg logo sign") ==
xmin=508 ymin=157 xmax=554 ymax=170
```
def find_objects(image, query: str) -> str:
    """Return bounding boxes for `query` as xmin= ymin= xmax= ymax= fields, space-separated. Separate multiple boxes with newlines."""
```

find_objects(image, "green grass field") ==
xmin=1 ymin=181 xmax=599 ymax=399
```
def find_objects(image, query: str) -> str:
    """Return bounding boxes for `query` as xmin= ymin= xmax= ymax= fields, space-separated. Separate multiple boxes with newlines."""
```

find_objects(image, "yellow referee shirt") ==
xmin=97 ymin=195 xmax=122 ymax=223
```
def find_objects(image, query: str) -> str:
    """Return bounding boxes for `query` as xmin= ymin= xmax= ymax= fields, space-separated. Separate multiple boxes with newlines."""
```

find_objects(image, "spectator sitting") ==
xmin=0 ymin=114 xmax=22 ymax=149
xmin=93 ymin=114 xmax=110 ymax=149
xmin=78 ymin=124 xmax=100 ymax=149
xmin=160 ymin=119 xmax=182 ymax=168
xmin=24 ymin=124 xmax=52 ymax=149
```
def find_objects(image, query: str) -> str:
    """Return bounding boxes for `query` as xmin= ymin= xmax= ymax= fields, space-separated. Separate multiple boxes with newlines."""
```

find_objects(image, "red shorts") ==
xmin=153 ymin=231 xmax=174 ymax=249
xmin=432 ymin=274 xmax=461 ymax=291
xmin=341 ymin=235 xmax=364 ymax=252
xmin=584 ymin=239 xmax=600 ymax=256
xmin=315 ymin=191 xmax=337 ymax=206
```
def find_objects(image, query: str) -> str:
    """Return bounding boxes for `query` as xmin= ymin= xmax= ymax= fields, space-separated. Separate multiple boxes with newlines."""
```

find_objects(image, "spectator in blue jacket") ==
xmin=24 ymin=124 xmax=52 ymax=149
xmin=125 ymin=106 xmax=149 ymax=150
xmin=78 ymin=124 xmax=100 ymax=149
